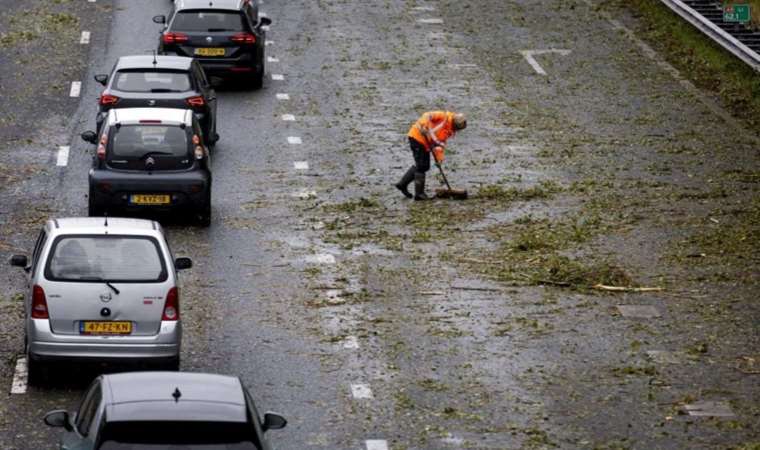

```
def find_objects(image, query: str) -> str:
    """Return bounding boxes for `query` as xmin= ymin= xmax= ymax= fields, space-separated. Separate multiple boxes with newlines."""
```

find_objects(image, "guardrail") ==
xmin=660 ymin=0 xmax=760 ymax=72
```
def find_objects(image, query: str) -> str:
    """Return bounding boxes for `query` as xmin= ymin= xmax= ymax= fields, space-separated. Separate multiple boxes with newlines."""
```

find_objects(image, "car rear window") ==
xmin=98 ymin=421 xmax=259 ymax=450
xmin=45 ymin=236 xmax=166 ymax=282
xmin=114 ymin=70 xmax=192 ymax=93
xmin=110 ymin=124 xmax=190 ymax=158
xmin=172 ymin=10 xmax=247 ymax=32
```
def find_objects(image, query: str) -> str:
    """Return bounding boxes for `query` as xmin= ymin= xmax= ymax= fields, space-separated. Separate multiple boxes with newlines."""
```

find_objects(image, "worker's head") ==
xmin=453 ymin=113 xmax=467 ymax=131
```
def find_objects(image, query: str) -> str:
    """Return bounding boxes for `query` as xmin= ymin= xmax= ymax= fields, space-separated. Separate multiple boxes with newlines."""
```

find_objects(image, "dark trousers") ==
xmin=409 ymin=137 xmax=429 ymax=174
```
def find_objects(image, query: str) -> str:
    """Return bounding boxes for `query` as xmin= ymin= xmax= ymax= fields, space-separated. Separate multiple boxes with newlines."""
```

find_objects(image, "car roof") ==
xmin=176 ymin=0 xmax=246 ymax=11
xmin=103 ymin=372 xmax=248 ymax=423
xmin=115 ymin=55 xmax=193 ymax=71
xmin=106 ymin=108 xmax=194 ymax=127
xmin=49 ymin=217 xmax=160 ymax=235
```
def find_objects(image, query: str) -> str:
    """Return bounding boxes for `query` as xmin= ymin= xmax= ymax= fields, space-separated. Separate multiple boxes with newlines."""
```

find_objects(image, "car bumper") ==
xmin=89 ymin=170 xmax=210 ymax=213
xmin=196 ymin=53 xmax=262 ymax=76
xmin=28 ymin=319 xmax=181 ymax=362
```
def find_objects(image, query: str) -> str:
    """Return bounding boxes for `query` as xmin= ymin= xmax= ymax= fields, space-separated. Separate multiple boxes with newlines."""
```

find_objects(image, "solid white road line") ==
xmin=80 ymin=31 xmax=91 ymax=44
xmin=56 ymin=146 xmax=70 ymax=167
xmin=519 ymin=49 xmax=571 ymax=75
xmin=351 ymin=384 xmax=373 ymax=399
xmin=342 ymin=335 xmax=359 ymax=349
xmin=282 ymin=114 xmax=295 ymax=121
xmin=293 ymin=161 xmax=309 ymax=170
xmin=10 ymin=357 xmax=28 ymax=394
xmin=287 ymin=136 xmax=302 ymax=144
xmin=417 ymin=18 xmax=443 ymax=24
xmin=366 ymin=440 xmax=389 ymax=450
xmin=267 ymin=56 xmax=279 ymax=63
xmin=276 ymin=93 xmax=290 ymax=100
xmin=271 ymin=74 xmax=284 ymax=81
xmin=69 ymin=81 xmax=82 ymax=97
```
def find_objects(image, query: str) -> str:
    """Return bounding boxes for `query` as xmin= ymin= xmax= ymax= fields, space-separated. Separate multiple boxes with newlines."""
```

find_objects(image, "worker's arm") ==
xmin=425 ymin=112 xmax=448 ymax=148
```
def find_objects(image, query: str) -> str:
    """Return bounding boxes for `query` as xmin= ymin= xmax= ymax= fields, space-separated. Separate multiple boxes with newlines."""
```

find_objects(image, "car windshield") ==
xmin=45 ymin=236 xmax=166 ymax=282
xmin=114 ymin=70 xmax=192 ymax=93
xmin=110 ymin=125 xmax=189 ymax=159
xmin=172 ymin=10 xmax=247 ymax=32
xmin=98 ymin=421 xmax=260 ymax=450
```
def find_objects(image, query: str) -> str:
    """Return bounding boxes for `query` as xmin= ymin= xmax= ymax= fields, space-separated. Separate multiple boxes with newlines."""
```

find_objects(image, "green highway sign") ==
xmin=723 ymin=4 xmax=751 ymax=23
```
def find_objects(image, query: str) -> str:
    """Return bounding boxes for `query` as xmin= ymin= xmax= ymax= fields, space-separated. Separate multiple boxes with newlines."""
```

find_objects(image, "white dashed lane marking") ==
xmin=80 ymin=31 xmax=91 ymax=44
xmin=271 ymin=74 xmax=284 ymax=81
xmin=276 ymin=93 xmax=290 ymax=100
xmin=519 ymin=49 xmax=572 ymax=76
xmin=281 ymin=114 xmax=295 ymax=121
xmin=351 ymin=384 xmax=373 ymax=399
xmin=293 ymin=161 xmax=309 ymax=170
xmin=417 ymin=18 xmax=443 ymax=24
xmin=287 ymin=136 xmax=302 ymax=144
xmin=56 ymin=146 xmax=70 ymax=167
xmin=307 ymin=253 xmax=335 ymax=264
xmin=412 ymin=6 xmax=436 ymax=10
xmin=342 ymin=335 xmax=359 ymax=349
xmin=267 ymin=56 xmax=279 ymax=63
xmin=261 ymin=25 xmax=270 ymax=31
xmin=265 ymin=40 xmax=274 ymax=46
xmin=10 ymin=357 xmax=28 ymax=394
xmin=293 ymin=190 xmax=317 ymax=200
xmin=69 ymin=81 xmax=82 ymax=97
xmin=366 ymin=440 xmax=389 ymax=450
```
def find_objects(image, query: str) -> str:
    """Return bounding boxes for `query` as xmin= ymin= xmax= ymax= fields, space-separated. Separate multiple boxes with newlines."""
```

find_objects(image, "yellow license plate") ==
xmin=195 ymin=47 xmax=225 ymax=56
xmin=81 ymin=321 xmax=132 ymax=335
xmin=131 ymin=194 xmax=170 ymax=205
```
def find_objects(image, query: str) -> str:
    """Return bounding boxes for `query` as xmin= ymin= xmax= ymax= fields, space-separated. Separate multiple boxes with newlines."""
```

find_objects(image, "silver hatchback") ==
xmin=9 ymin=217 xmax=191 ymax=382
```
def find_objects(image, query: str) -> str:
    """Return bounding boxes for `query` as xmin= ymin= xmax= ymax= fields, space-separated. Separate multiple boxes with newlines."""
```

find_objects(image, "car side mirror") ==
xmin=152 ymin=15 xmax=166 ymax=24
xmin=10 ymin=254 xmax=28 ymax=268
xmin=262 ymin=412 xmax=287 ymax=431
xmin=258 ymin=16 xmax=272 ymax=27
xmin=81 ymin=131 xmax=98 ymax=144
xmin=174 ymin=257 xmax=192 ymax=270
xmin=94 ymin=74 xmax=108 ymax=85
xmin=44 ymin=410 xmax=73 ymax=432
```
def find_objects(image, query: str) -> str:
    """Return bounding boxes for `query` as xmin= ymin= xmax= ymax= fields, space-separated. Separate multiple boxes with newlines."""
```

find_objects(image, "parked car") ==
xmin=82 ymin=107 xmax=212 ymax=226
xmin=93 ymin=55 xmax=219 ymax=147
xmin=9 ymin=217 xmax=192 ymax=383
xmin=154 ymin=0 xmax=272 ymax=88
xmin=44 ymin=372 xmax=287 ymax=449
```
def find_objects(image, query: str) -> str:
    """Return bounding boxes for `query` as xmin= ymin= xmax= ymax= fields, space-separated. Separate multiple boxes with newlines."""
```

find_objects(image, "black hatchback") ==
xmin=154 ymin=0 xmax=272 ymax=88
xmin=82 ymin=108 xmax=212 ymax=226
xmin=94 ymin=55 xmax=218 ymax=147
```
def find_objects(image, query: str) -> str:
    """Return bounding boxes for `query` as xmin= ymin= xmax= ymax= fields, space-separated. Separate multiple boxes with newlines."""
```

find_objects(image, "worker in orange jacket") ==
xmin=395 ymin=111 xmax=467 ymax=200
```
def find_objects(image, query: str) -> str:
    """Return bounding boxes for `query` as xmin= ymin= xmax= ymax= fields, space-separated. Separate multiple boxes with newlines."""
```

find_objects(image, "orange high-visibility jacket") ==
xmin=408 ymin=111 xmax=457 ymax=151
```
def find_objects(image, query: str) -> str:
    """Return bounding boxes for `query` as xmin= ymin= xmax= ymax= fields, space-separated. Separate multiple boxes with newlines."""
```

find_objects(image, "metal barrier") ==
xmin=660 ymin=0 xmax=760 ymax=71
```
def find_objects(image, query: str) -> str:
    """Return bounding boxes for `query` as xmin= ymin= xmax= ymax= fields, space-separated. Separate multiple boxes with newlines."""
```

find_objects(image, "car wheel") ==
xmin=26 ymin=354 xmax=45 ymax=386
xmin=88 ymin=194 xmax=103 ymax=217
xmin=163 ymin=357 xmax=180 ymax=371
xmin=198 ymin=205 xmax=211 ymax=227
xmin=252 ymin=64 xmax=264 ymax=90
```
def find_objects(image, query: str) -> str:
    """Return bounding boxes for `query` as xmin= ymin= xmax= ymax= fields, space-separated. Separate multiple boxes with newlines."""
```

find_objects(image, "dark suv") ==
xmin=154 ymin=0 xmax=272 ymax=88
xmin=82 ymin=108 xmax=212 ymax=226
xmin=94 ymin=55 xmax=218 ymax=147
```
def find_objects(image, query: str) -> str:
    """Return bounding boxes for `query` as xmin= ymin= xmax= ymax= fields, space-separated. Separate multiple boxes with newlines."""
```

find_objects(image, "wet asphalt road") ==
xmin=1 ymin=0 xmax=759 ymax=449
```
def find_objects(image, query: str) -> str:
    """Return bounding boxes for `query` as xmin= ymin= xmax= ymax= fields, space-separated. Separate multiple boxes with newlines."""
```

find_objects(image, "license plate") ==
xmin=195 ymin=47 xmax=225 ymax=57
xmin=80 ymin=321 xmax=132 ymax=335
xmin=130 ymin=194 xmax=170 ymax=205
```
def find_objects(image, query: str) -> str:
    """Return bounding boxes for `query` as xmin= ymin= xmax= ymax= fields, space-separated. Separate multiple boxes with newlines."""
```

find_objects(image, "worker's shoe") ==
xmin=394 ymin=166 xmax=415 ymax=199
xmin=414 ymin=172 xmax=430 ymax=201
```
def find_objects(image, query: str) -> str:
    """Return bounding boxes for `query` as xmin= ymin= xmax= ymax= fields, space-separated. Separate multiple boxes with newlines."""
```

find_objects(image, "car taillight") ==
xmin=99 ymin=94 xmax=120 ymax=106
xmin=162 ymin=287 xmax=179 ymax=321
xmin=162 ymin=32 xmax=188 ymax=44
xmin=230 ymin=32 xmax=255 ymax=44
xmin=31 ymin=285 xmax=49 ymax=319
xmin=186 ymin=96 xmax=205 ymax=108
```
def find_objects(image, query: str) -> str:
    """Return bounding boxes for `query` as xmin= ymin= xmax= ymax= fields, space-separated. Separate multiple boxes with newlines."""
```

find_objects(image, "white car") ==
xmin=10 ymin=217 xmax=192 ymax=383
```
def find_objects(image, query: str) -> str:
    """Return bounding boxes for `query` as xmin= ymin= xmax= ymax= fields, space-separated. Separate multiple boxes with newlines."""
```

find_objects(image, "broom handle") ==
xmin=435 ymin=162 xmax=454 ymax=191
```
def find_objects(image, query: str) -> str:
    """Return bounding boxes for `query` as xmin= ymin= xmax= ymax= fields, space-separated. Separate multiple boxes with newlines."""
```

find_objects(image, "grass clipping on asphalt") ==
xmin=615 ymin=0 xmax=760 ymax=128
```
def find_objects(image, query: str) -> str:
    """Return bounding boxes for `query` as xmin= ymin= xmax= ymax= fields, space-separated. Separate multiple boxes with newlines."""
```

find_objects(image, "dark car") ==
xmin=154 ymin=0 xmax=272 ymax=88
xmin=44 ymin=372 xmax=287 ymax=450
xmin=94 ymin=55 xmax=219 ymax=147
xmin=82 ymin=108 xmax=212 ymax=226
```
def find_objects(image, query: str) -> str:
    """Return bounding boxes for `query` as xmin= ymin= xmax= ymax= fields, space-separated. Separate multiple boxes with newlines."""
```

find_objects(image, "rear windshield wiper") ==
xmin=206 ymin=28 xmax=235 ymax=32
xmin=149 ymin=88 xmax=180 ymax=93
xmin=139 ymin=151 xmax=173 ymax=160
xmin=79 ymin=276 xmax=121 ymax=295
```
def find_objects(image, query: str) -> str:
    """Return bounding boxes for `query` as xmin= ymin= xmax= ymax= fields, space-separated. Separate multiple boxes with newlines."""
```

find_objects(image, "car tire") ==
xmin=163 ymin=357 xmax=180 ymax=372
xmin=197 ymin=193 xmax=211 ymax=227
xmin=88 ymin=194 xmax=104 ymax=217
xmin=26 ymin=354 xmax=45 ymax=386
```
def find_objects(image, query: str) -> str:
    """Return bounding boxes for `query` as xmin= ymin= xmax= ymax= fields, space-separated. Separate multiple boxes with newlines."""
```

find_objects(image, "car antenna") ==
xmin=104 ymin=213 xmax=108 ymax=227
xmin=152 ymin=50 xmax=157 ymax=67
xmin=172 ymin=388 xmax=182 ymax=402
